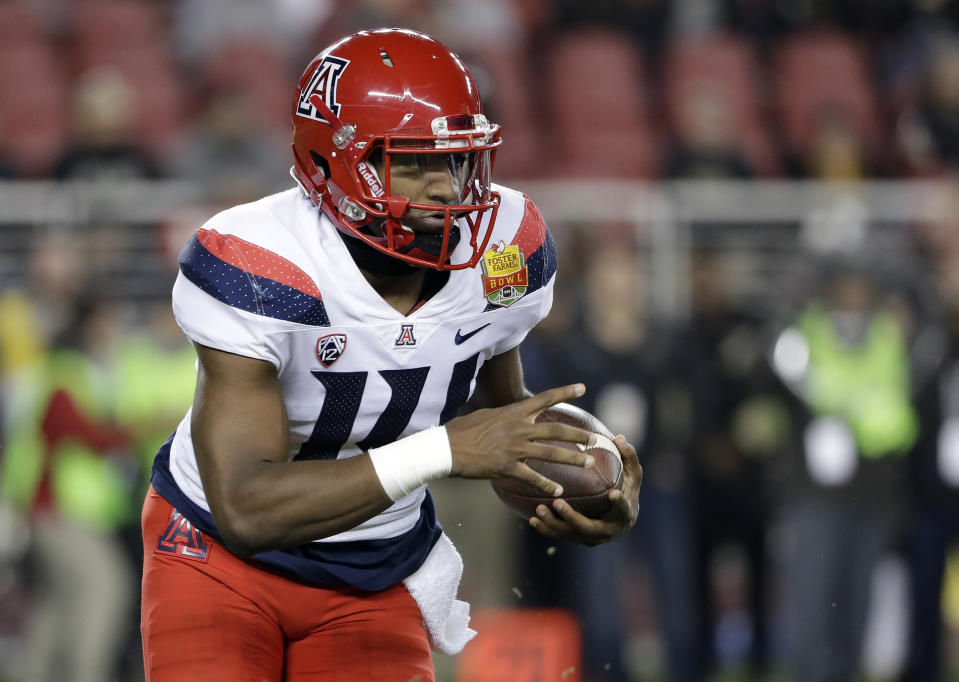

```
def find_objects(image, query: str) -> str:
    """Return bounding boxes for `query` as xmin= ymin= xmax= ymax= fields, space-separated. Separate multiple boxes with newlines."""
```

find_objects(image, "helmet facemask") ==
xmin=357 ymin=134 xmax=498 ymax=267
xmin=300 ymin=92 xmax=501 ymax=270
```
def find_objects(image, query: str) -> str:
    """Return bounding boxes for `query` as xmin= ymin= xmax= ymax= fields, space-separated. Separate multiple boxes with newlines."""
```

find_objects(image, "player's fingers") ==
xmin=616 ymin=435 xmax=642 ymax=478
xmin=525 ymin=442 xmax=594 ymax=468
xmin=533 ymin=501 xmax=617 ymax=545
xmin=548 ymin=498 xmax=617 ymax=538
xmin=528 ymin=422 xmax=595 ymax=446
xmin=520 ymin=383 xmax=585 ymax=417
xmin=605 ymin=488 xmax=635 ymax=525
xmin=615 ymin=435 xmax=643 ymax=494
xmin=507 ymin=462 xmax=564 ymax=498
xmin=528 ymin=513 xmax=561 ymax=539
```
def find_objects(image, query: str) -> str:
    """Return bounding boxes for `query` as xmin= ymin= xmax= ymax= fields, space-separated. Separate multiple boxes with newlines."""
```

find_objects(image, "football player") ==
xmin=140 ymin=28 xmax=641 ymax=681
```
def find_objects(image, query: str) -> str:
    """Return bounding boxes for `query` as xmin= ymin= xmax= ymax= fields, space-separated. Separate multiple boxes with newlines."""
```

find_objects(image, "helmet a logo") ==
xmin=296 ymin=56 xmax=350 ymax=122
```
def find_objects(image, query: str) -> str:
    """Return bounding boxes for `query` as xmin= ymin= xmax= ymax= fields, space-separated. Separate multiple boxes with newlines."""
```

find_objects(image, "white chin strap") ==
xmin=290 ymin=165 xmax=309 ymax=196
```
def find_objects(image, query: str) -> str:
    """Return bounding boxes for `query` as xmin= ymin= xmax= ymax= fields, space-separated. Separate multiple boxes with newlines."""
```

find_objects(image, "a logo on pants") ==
xmin=157 ymin=509 xmax=210 ymax=562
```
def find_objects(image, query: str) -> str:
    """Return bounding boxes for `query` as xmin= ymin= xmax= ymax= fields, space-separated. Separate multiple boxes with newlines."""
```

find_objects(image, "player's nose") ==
xmin=425 ymin=171 xmax=458 ymax=206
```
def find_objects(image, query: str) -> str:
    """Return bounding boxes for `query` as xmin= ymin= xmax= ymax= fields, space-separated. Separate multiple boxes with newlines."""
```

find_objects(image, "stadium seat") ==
xmin=774 ymin=29 xmax=882 ymax=160
xmin=0 ymin=41 xmax=67 ymax=175
xmin=0 ymin=79 xmax=67 ymax=176
xmin=0 ymin=2 xmax=43 ymax=43
xmin=664 ymin=33 xmax=779 ymax=175
xmin=202 ymin=39 xmax=295 ymax=133
xmin=466 ymin=47 xmax=540 ymax=178
xmin=0 ymin=41 xmax=57 ymax=85
xmin=67 ymin=43 xmax=184 ymax=155
xmin=543 ymin=28 xmax=658 ymax=178
xmin=71 ymin=0 xmax=164 ymax=47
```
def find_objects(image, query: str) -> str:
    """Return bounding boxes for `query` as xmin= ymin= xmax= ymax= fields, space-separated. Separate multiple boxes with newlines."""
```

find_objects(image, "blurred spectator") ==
xmin=113 ymin=300 xmax=197 ymax=496
xmin=771 ymin=257 xmax=917 ymax=682
xmin=665 ymin=84 xmax=755 ymax=179
xmin=311 ymin=0 xmax=434 ymax=50
xmin=789 ymin=106 xmax=875 ymax=179
xmin=898 ymin=36 xmax=959 ymax=176
xmin=522 ymin=239 xmax=701 ymax=682
xmin=680 ymin=249 xmax=790 ymax=677
xmin=0 ymin=229 xmax=90 ymax=380
xmin=174 ymin=0 xmax=335 ymax=66
xmin=902 ymin=246 xmax=959 ymax=682
xmin=0 ymin=293 xmax=42 ymax=377
xmin=719 ymin=0 xmax=786 ymax=45
xmin=0 ymin=292 xmax=137 ymax=682
xmin=169 ymin=84 xmax=290 ymax=203
xmin=431 ymin=0 xmax=526 ymax=52
xmin=53 ymin=69 xmax=160 ymax=182
xmin=548 ymin=0 xmax=669 ymax=59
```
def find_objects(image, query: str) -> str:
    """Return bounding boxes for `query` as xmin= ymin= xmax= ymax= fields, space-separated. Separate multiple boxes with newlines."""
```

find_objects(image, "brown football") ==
xmin=491 ymin=402 xmax=624 ymax=519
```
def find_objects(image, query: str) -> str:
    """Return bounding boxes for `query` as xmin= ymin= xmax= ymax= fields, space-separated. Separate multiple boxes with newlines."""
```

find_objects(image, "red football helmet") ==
xmin=291 ymin=29 xmax=502 ymax=270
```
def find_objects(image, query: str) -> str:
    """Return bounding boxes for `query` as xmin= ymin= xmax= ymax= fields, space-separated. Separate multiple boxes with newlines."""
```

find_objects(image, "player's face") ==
xmin=373 ymin=151 xmax=472 ymax=234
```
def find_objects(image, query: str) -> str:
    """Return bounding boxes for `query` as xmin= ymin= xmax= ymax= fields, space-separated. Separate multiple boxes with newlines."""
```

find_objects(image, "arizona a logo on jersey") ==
xmin=395 ymin=324 xmax=417 ymax=347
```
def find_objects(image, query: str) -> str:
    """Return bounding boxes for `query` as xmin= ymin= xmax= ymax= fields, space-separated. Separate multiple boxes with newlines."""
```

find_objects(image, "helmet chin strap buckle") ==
xmin=388 ymin=196 xmax=409 ymax=219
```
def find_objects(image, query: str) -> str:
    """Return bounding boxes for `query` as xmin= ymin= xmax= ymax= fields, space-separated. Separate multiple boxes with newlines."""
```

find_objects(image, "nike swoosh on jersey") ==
xmin=454 ymin=323 xmax=492 ymax=345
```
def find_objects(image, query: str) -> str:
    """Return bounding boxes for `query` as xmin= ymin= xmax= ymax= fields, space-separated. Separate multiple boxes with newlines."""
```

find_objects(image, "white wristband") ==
xmin=368 ymin=426 xmax=453 ymax=501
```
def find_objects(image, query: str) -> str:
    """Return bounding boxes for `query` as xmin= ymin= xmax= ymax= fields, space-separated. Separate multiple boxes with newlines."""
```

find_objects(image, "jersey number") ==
xmin=294 ymin=353 xmax=480 ymax=461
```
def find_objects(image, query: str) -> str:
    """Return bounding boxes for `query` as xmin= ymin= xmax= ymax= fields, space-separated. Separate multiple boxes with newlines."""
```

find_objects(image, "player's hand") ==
xmin=446 ymin=383 xmax=596 ymax=497
xmin=529 ymin=435 xmax=642 ymax=546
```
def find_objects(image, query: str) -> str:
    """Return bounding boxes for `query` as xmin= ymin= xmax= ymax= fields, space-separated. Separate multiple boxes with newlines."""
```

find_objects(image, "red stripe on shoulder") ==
xmin=511 ymin=196 xmax=547 ymax=258
xmin=196 ymin=228 xmax=322 ymax=299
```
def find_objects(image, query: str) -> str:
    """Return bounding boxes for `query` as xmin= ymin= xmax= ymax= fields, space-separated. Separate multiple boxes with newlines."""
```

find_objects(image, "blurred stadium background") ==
xmin=4 ymin=1 xmax=959 ymax=681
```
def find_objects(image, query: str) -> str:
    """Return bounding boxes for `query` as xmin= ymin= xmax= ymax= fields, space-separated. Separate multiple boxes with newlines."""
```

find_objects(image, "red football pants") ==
xmin=140 ymin=486 xmax=434 ymax=681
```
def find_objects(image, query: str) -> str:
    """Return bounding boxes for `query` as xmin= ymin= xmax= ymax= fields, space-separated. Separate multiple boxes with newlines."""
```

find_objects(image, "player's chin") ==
xmin=399 ymin=217 xmax=461 ymax=257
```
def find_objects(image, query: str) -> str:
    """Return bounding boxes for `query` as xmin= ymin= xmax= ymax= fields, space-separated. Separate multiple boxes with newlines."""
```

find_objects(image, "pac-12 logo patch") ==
xmin=296 ymin=55 xmax=350 ymax=122
xmin=481 ymin=243 xmax=529 ymax=307
xmin=316 ymin=333 xmax=347 ymax=367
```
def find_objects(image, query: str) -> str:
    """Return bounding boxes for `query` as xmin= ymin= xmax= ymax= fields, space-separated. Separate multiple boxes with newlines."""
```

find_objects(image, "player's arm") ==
xmin=191 ymin=343 xmax=394 ymax=556
xmin=192 ymin=343 xmax=596 ymax=555
xmin=469 ymin=345 xmax=533 ymax=408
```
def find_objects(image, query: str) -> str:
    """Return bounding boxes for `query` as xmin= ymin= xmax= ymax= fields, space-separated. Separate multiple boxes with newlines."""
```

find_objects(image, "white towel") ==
xmin=402 ymin=532 xmax=477 ymax=655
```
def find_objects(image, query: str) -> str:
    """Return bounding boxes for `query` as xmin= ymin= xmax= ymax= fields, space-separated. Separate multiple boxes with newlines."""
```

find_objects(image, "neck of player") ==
xmin=359 ymin=267 xmax=428 ymax=316
xmin=340 ymin=228 xmax=448 ymax=316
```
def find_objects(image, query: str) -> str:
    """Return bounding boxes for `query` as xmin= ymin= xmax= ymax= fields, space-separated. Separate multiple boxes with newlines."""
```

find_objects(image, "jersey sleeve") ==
xmin=172 ymin=218 xmax=329 ymax=368
xmin=488 ymin=195 xmax=557 ymax=356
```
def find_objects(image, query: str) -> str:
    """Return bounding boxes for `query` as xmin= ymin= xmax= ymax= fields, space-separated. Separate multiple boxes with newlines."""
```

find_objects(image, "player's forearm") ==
xmin=206 ymin=454 xmax=393 ymax=556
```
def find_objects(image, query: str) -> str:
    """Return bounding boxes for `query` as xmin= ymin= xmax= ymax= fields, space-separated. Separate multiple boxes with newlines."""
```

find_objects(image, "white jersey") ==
xmin=150 ymin=184 xmax=557 ymax=590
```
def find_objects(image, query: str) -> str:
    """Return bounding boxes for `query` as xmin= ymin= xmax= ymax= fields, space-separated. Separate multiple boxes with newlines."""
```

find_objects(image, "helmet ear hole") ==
xmin=309 ymin=150 xmax=331 ymax=179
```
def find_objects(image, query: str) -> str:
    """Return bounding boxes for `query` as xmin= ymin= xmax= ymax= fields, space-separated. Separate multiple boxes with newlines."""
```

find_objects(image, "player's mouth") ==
xmin=405 ymin=211 xmax=450 ymax=233
xmin=419 ymin=214 xmax=447 ymax=229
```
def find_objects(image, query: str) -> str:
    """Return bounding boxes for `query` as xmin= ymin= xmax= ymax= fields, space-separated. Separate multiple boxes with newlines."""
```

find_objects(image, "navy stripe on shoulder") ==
xmin=150 ymin=436 xmax=441 ymax=591
xmin=526 ymin=228 xmax=557 ymax=296
xmin=179 ymin=232 xmax=330 ymax=326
